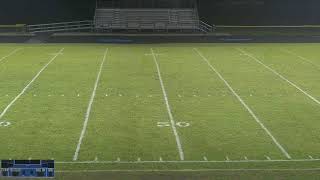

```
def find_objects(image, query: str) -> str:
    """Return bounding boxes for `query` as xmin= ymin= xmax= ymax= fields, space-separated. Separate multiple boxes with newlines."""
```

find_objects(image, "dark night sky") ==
xmin=0 ymin=0 xmax=319 ymax=25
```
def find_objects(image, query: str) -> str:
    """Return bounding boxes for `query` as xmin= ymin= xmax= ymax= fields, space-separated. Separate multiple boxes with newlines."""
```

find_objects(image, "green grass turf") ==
xmin=0 ymin=43 xmax=320 ymax=178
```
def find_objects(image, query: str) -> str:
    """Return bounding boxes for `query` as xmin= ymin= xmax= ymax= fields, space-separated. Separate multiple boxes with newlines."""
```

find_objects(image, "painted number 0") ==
xmin=157 ymin=122 xmax=190 ymax=128
xmin=0 ymin=121 xmax=11 ymax=127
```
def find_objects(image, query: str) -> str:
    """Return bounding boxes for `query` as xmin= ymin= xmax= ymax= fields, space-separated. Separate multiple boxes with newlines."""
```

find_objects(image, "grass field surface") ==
xmin=0 ymin=43 xmax=320 ymax=175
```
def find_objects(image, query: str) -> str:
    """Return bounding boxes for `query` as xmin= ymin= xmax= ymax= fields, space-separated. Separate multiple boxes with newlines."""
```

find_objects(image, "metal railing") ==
xmin=198 ymin=20 xmax=214 ymax=33
xmin=27 ymin=20 xmax=94 ymax=33
xmin=94 ymin=19 xmax=214 ymax=33
xmin=26 ymin=20 xmax=214 ymax=34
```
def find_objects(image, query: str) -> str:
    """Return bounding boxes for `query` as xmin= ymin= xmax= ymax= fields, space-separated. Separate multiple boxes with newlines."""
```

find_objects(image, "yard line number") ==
xmin=0 ymin=121 xmax=11 ymax=127
xmin=157 ymin=122 xmax=190 ymax=128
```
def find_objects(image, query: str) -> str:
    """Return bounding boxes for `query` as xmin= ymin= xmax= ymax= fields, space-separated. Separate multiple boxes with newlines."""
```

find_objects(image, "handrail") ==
xmin=29 ymin=24 xmax=93 ymax=31
xmin=27 ymin=20 xmax=94 ymax=33
xmin=28 ymin=20 xmax=93 ymax=27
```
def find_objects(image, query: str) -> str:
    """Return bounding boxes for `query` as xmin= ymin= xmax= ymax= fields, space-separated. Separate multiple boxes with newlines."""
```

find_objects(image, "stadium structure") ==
xmin=1 ymin=0 xmax=320 ymax=179
xmin=26 ymin=0 xmax=212 ymax=35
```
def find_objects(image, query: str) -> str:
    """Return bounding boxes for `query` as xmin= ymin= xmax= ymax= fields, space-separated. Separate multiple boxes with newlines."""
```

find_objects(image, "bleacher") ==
xmin=94 ymin=8 xmax=212 ymax=32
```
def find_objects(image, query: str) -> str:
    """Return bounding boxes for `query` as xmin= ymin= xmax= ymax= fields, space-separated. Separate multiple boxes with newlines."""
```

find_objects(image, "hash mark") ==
xmin=203 ymin=156 xmax=208 ymax=161
xmin=226 ymin=156 xmax=230 ymax=161
xmin=265 ymin=156 xmax=271 ymax=160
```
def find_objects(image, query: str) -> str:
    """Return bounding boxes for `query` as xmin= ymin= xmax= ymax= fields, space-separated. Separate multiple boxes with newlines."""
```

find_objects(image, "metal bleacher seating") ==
xmin=94 ymin=8 xmax=213 ymax=32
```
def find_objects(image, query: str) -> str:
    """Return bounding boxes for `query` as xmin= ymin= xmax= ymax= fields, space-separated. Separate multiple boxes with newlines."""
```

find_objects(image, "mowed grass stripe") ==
xmin=0 ymin=48 xmax=64 ymax=120
xmin=155 ymin=46 xmax=284 ymax=161
xmin=0 ymin=45 xmax=106 ymax=160
xmin=79 ymin=46 xmax=179 ymax=161
xmin=198 ymin=45 xmax=320 ymax=158
xmin=237 ymin=48 xmax=320 ymax=105
xmin=150 ymin=48 xmax=184 ymax=161
xmin=284 ymin=44 xmax=320 ymax=69
xmin=0 ymin=48 xmax=23 ymax=63
xmin=193 ymin=48 xmax=291 ymax=159
xmin=73 ymin=48 xmax=108 ymax=161
xmin=0 ymin=47 xmax=65 ymax=117
xmin=281 ymin=49 xmax=320 ymax=71
xmin=244 ymin=45 xmax=320 ymax=101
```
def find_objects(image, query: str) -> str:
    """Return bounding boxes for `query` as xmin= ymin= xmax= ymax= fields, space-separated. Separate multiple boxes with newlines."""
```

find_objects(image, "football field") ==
xmin=0 ymin=43 xmax=320 ymax=172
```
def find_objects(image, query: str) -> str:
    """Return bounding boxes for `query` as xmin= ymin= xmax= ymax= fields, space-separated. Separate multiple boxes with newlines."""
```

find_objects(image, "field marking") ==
xmin=193 ymin=48 xmax=291 ymax=159
xmin=56 ymin=158 xmax=320 ymax=164
xmin=57 ymin=168 xmax=320 ymax=173
xmin=0 ymin=121 xmax=11 ymax=127
xmin=237 ymin=48 xmax=320 ymax=106
xmin=73 ymin=48 xmax=108 ymax=161
xmin=0 ymin=48 xmax=64 ymax=120
xmin=150 ymin=48 xmax=184 ymax=161
xmin=265 ymin=156 xmax=271 ymax=160
xmin=281 ymin=49 xmax=320 ymax=70
xmin=226 ymin=156 xmax=230 ymax=161
xmin=0 ymin=48 xmax=22 ymax=63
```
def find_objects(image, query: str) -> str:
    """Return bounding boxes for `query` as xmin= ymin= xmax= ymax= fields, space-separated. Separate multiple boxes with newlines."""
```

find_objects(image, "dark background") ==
xmin=0 ymin=0 xmax=319 ymax=25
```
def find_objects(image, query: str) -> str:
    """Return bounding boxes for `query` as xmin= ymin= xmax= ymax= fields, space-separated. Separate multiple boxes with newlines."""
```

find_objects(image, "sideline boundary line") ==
xmin=57 ymin=168 xmax=320 ymax=173
xmin=237 ymin=48 xmax=320 ymax=106
xmin=73 ymin=48 xmax=108 ymax=161
xmin=193 ymin=48 xmax=291 ymax=159
xmin=150 ymin=48 xmax=184 ymax=161
xmin=0 ymin=48 xmax=64 ymax=120
xmin=0 ymin=48 xmax=22 ymax=63
xmin=56 ymin=158 xmax=320 ymax=164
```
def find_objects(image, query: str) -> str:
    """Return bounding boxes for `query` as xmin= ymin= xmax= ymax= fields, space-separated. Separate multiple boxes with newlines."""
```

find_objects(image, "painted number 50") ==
xmin=157 ymin=122 xmax=190 ymax=128
xmin=0 ymin=121 xmax=11 ymax=127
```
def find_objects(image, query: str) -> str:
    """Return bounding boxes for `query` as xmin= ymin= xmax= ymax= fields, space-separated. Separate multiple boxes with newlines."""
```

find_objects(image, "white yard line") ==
xmin=0 ymin=48 xmax=64 ymax=120
xmin=281 ymin=49 xmax=320 ymax=70
xmin=56 ymin=158 xmax=320 ymax=164
xmin=237 ymin=48 xmax=320 ymax=106
xmin=73 ymin=48 xmax=108 ymax=161
xmin=150 ymin=48 xmax=184 ymax=161
xmin=0 ymin=48 xmax=22 ymax=63
xmin=193 ymin=48 xmax=291 ymax=159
